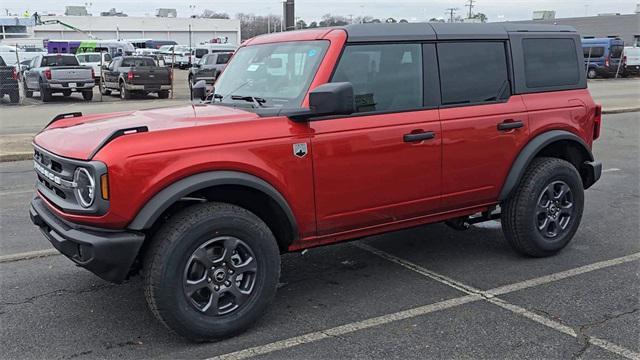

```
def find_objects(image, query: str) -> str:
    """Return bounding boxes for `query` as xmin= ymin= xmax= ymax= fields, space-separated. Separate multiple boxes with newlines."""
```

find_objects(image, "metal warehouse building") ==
xmin=34 ymin=16 xmax=241 ymax=46
xmin=507 ymin=13 xmax=640 ymax=46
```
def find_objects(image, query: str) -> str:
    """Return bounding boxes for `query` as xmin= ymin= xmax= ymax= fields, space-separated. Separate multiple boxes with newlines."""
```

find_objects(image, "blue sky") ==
xmin=4 ymin=0 xmax=637 ymax=22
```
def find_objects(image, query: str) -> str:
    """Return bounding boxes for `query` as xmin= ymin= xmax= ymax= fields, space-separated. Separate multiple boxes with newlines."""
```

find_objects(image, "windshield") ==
xmin=214 ymin=41 xmax=329 ymax=108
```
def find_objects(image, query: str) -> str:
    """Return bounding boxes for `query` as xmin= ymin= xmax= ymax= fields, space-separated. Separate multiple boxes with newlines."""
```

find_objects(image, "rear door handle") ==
xmin=404 ymin=131 xmax=436 ymax=143
xmin=497 ymin=120 xmax=524 ymax=131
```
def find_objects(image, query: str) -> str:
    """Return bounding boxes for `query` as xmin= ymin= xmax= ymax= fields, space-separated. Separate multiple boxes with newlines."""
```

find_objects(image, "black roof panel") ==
xmin=343 ymin=23 xmax=577 ymax=42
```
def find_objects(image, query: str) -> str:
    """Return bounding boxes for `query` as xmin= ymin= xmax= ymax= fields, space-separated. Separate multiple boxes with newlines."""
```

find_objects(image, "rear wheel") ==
xmin=143 ymin=202 xmax=280 ymax=341
xmin=119 ymin=82 xmax=130 ymax=100
xmin=8 ymin=90 xmax=19 ymax=103
xmin=82 ymin=90 xmax=93 ymax=101
xmin=502 ymin=157 xmax=584 ymax=257
xmin=158 ymin=90 xmax=169 ymax=99
xmin=587 ymin=68 xmax=597 ymax=79
xmin=40 ymin=84 xmax=51 ymax=102
xmin=24 ymin=80 xmax=33 ymax=98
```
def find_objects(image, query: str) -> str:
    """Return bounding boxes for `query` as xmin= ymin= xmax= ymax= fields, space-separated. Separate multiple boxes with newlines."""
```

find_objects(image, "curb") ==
xmin=602 ymin=107 xmax=640 ymax=115
xmin=0 ymin=153 xmax=33 ymax=162
xmin=0 ymin=108 xmax=638 ymax=163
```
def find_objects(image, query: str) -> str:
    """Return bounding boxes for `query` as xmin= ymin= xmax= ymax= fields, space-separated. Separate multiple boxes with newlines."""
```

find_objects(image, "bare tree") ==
xmin=318 ymin=14 xmax=349 ymax=27
xmin=200 ymin=9 xmax=230 ymax=19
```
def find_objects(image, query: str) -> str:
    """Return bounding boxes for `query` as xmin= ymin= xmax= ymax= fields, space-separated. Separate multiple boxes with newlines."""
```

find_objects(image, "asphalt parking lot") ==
xmin=0 ymin=111 xmax=638 ymax=359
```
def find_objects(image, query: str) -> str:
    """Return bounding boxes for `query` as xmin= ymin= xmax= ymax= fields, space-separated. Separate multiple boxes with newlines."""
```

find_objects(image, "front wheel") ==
xmin=587 ymin=68 xmax=597 ymax=79
xmin=502 ymin=157 xmax=584 ymax=257
xmin=143 ymin=202 xmax=281 ymax=341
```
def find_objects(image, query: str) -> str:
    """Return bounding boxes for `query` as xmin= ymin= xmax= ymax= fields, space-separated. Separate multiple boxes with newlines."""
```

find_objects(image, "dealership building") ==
xmin=33 ymin=16 xmax=241 ymax=46
xmin=507 ymin=12 xmax=640 ymax=47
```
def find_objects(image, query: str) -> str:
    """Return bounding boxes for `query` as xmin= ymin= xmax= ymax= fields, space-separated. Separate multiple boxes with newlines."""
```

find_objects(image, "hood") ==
xmin=34 ymin=104 xmax=259 ymax=160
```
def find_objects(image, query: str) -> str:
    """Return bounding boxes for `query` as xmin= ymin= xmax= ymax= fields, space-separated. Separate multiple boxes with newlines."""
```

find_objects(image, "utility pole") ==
xmin=465 ymin=0 xmax=475 ymax=19
xmin=445 ymin=8 xmax=458 ymax=23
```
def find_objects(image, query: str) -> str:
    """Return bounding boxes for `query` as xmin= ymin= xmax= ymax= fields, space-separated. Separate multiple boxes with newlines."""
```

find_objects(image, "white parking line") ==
xmin=208 ymin=245 xmax=640 ymax=360
xmin=357 ymin=243 xmax=640 ymax=360
xmin=602 ymin=168 xmax=622 ymax=173
xmin=0 ymin=249 xmax=59 ymax=263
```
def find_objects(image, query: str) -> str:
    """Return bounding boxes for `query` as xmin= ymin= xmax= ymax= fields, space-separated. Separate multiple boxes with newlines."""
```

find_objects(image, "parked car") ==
xmin=76 ymin=52 xmax=112 ymax=80
xmin=30 ymin=23 xmax=602 ymax=341
xmin=188 ymin=52 xmax=233 ymax=90
xmin=159 ymin=45 xmax=193 ymax=69
xmin=582 ymin=37 xmax=625 ymax=78
xmin=622 ymin=46 xmax=640 ymax=76
xmin=22 ymin=54 xmax=95 ymax=102
xmin=0 ymin=55 xmax=19 ymax=103
xmin=0 ymin=45 xmax=46 ymax=65
xmin=100 ymin=56 xmax=171 ymax=99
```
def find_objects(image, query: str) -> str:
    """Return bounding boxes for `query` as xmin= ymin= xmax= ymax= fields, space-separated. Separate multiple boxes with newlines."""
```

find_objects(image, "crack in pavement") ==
xmin=572 ymin=308 xmax=640 ymax=360
xmin=0 ymin=283 xmax=116 ymax=307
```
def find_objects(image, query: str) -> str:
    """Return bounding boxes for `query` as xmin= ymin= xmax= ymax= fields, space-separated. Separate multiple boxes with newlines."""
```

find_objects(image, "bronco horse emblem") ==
xmin=293 ymin=143 xmax=308 ymax=158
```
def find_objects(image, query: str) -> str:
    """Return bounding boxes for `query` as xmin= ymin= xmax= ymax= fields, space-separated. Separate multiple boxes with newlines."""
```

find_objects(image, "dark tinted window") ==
xmin=523 ymin=38 xmax=580 ymax=88
xmin=41 ymin=55 xmax=79 ymax=66
xmin=438 ymin=42 xmax=510 ymax=105
xmin=583 ymin=46 xmax=605 ymax=58
xmin=0 ymin=56 xmax=5 ymax=66
xmin=610 ymin=45 xmax=624 ymax=58
xmin=216 ymin=53 xmax=232 ymax=64
xmin=121 ymin=57 xmax=156 ymax=67
xmin=195 ymin=49 xmax=208 ymax=58
xmin=332 ymin=43 xmax=423 ymax=113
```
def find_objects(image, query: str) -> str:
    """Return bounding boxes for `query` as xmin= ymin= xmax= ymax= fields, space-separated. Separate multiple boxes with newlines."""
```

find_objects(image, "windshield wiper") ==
xmin=230 ymin=95 xmax=267 ymax=108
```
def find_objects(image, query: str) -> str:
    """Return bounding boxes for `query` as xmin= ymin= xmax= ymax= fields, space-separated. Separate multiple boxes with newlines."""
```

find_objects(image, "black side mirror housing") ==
xmin=289 ymin=82 xmax=355 ymax=122
xmin=191 ymin=80 xmax=207 ymax=101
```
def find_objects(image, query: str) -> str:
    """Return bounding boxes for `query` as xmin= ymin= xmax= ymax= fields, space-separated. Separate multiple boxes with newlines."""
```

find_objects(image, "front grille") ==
xmin=33 ymin=148 xmax=76 ymax=203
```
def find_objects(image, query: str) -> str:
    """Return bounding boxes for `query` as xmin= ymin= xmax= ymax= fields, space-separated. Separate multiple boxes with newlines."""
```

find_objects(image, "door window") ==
xmin=331 ymin=43 xmax=423 ymax=113
xmin=437 ymin=42 xmax=510 ymax=105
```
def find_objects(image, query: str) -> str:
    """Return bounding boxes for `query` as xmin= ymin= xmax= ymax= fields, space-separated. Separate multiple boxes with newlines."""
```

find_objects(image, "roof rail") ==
xmin=45 ymin=112 xmax=83 ymax=129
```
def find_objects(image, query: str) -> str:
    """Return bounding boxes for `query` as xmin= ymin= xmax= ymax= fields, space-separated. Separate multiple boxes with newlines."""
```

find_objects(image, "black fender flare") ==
xmin=498 ymin=130 xmax=595 ymax=201
xmin=127 ymin=171 xmax=299 ymax=239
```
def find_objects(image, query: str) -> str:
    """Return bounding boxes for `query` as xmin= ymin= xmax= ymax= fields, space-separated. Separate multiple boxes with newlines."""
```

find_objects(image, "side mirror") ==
xmin=191 ymin=80 xmax=207 ymax=101
xmin=289 ymin=82 xmax=355 ymax=121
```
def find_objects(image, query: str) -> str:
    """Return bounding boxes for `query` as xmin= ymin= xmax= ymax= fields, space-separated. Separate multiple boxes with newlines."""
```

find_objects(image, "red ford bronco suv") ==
xmin=30 ymin=23 xmax=602 ymax=341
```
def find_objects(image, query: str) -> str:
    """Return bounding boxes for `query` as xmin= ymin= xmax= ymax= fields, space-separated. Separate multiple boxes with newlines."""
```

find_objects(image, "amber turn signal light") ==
xmin=100 ymin=174 xmax=109 ymax=200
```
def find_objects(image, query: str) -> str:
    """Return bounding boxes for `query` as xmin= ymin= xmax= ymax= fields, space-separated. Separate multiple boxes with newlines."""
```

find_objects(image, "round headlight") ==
xmin=74 ymin=167 xmax=95 ymax=208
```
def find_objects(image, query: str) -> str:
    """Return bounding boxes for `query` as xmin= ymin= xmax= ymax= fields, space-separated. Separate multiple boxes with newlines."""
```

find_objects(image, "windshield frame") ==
xmin=213 ymin=40 xmax=330 ymax=110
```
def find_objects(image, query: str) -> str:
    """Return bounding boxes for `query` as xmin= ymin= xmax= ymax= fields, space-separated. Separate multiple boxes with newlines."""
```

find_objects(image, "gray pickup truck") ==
xmin=23 ymin=54 xmax=95 ymax=102
xmin=188 ymin=52 xmax=233 ymax=90
xmin=0 ymin=55 xmax=19 ymax=103
xmin=101 ymin=56 xmax=171 ymax=99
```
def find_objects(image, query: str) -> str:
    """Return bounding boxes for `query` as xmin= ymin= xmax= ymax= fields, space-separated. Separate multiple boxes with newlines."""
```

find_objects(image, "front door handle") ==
xmin=404 ymin=131 xmax=436 ymax=143
xmin=497 ymin=120 xmax=524 ymax=131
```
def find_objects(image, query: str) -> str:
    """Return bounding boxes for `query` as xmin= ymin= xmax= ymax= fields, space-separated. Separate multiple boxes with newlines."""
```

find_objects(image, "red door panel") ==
xmin=440 ymin=95 xmax=529 ymax=210
xmin=310 ymin=110 xmax=441 ymax=235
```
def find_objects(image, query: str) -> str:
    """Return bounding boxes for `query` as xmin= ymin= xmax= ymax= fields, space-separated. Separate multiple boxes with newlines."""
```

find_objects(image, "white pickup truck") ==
xmin=22 ymin=54 xmax=95 ymax=102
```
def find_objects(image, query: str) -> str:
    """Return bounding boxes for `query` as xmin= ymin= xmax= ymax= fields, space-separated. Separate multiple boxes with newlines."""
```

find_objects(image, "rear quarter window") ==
xmin=0 ymin=56 xmax=5 ymax=66
xmin=523 ymin=38 xmax=580 ymax=88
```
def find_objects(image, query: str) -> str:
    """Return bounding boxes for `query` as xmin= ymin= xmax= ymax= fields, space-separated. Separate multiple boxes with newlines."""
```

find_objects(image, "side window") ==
xmin=437 ymin=42 xmax=510 ymax=105
xmin=523 ymin=38 xmax=580 ymax=88
xmin=583 ymin=46 xmax=605 ymax=58
xmin=104 ymin=54 xmax=112 ymax=62
xmin=331 ymin=43 xmax=423 ymax=113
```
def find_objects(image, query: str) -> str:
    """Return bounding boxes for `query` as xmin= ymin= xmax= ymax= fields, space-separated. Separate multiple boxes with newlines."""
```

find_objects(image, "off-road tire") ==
xmin=502 ymin=157 xmax=584 ymax=257
xmin=143 ymin=202 xmax=281 ymax=341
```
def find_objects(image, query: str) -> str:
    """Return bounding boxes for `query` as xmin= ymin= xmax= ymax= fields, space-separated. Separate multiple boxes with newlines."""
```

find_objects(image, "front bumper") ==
xmin=29 ymin=196 xmax=145 ymax=283
xmin=582 ymin=160 xmax=602 ymax=189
